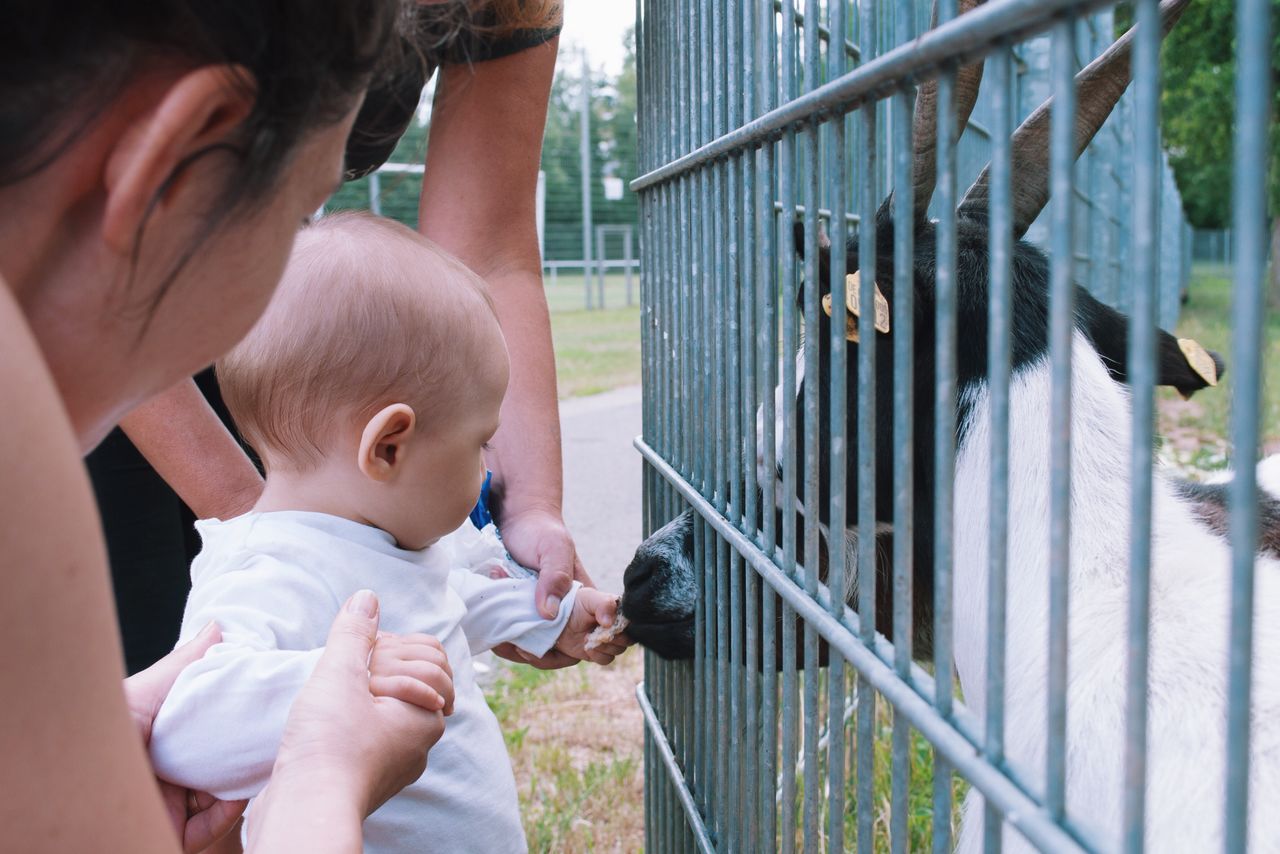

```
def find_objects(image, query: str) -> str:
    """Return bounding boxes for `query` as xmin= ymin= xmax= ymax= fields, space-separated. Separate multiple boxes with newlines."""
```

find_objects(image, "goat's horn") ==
xmin=912 ymin=0 xmax=987 ymax=216
xmin=957 ymin=0 xmax=1192 ymax=237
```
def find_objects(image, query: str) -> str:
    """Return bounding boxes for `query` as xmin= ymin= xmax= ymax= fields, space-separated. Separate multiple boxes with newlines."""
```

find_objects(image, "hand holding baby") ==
xmin=265 ymin=592 xmax=456 ymax=820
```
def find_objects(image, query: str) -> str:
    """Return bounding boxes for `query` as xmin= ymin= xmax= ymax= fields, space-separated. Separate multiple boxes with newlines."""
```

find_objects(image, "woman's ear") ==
xmin=357 ymin=404 xmax=417 ymax=482
xmin=102 ymin=64 xmax=254 ymax=256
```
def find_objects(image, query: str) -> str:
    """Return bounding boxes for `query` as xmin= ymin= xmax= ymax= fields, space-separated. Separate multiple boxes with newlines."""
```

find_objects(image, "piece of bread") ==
xmin=584 ymin=612 xmax=630 ymax=651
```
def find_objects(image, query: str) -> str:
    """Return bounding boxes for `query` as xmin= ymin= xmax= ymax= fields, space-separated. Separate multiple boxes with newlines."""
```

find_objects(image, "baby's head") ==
xmin=219 ymin=210 xmax=508 ymax=549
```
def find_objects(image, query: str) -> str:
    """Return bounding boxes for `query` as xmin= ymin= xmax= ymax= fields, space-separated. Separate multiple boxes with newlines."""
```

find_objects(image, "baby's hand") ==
xmin=369 ymin=633 xmax=455 ymax=715
xmin=554 ymin=588 xmax=633 ymax=665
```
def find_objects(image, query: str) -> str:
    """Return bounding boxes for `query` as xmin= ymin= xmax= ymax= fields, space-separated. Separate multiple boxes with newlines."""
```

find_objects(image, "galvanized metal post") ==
xmin=581 ymin=53 xmax=594 ymax=311
xmin=632 ymin=2 xmax=1248 ymax=851
xmin=1225 ymin=1 xmax=1272 ymax=848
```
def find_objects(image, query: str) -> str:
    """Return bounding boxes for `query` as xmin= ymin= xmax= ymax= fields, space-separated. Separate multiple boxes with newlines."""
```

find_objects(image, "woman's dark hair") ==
xmin=1 ymin=1 xmax=407 ymax=199
xmin=0 ymin=1 xmax=408 ymax=319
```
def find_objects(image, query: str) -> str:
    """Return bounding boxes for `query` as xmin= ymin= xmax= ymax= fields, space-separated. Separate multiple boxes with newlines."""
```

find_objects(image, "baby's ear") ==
xmin=357 ymin=404 xmax=417 ymax=481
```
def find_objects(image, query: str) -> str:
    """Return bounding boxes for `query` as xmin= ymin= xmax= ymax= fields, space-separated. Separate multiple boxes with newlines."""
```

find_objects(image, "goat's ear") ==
xmin=1162 ymin=334 xmax=1225 ymax=399
xmin=1075 ymin=285 xmax=1226 ymax=398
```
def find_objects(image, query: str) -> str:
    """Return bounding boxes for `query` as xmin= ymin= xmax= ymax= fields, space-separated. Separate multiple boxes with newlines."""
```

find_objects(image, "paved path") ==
xmin=559 ymin=385 xmax=643 ymax=595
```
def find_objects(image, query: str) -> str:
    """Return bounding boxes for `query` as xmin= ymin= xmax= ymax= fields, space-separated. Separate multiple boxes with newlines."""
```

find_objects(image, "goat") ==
xmin=621 ymin=0 xmax=1280 ymax=849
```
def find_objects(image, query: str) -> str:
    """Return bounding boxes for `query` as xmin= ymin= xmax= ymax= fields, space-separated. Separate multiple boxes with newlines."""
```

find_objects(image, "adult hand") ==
xmin=124 ymin=622 xmax=248 ymax=853
xmin=498 ymin=508 xmax=594 ymax=620
xmin=267 ymin=590 xmax=450 ymax=818
xmin=491 ymin=642 xmax=579 ymax=671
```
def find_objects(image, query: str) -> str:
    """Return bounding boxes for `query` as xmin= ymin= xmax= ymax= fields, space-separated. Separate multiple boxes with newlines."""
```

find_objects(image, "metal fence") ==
xmin=632 ymin=0 xmax=1272 ymax=851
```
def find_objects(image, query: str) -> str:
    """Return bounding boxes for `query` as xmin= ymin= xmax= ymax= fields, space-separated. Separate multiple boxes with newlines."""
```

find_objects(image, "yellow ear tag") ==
xmin=1178 ymin=337 xmax=1219 ymax=388
xmin=821 ymin=292 xmax=860 ymax=342
xmin=844 ymin=270 xmax=891 ymax=334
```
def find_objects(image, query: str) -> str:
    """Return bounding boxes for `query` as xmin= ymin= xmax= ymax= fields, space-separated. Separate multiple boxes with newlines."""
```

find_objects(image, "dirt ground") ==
xmin=495 ymin=650 xmax=646 ymax=853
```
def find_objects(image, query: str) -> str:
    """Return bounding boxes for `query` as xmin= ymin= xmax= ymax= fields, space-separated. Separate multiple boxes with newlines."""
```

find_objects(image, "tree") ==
xmin=1152 ymin=0 xmax=1280 ymax=305
xmin=539 ymin=33 xmax=640 ymax=264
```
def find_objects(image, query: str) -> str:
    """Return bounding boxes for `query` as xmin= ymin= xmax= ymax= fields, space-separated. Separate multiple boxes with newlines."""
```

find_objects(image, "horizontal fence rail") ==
xmin=633 ymin=0 xmax=1270 ymax=852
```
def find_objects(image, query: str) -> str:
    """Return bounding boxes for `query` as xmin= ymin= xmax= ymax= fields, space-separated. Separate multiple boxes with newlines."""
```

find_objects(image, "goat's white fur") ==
xmin=762 ymin=336 xmax=1280 ymax=851
xmin=951 ymin=333 xmax=1280 ymax=853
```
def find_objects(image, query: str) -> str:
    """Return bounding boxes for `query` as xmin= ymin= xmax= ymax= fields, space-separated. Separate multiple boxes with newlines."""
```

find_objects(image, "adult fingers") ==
xmin=516 ymin=645 xmax=580 ymax=670
xmin=583 ymin=648 xmax=617 ymax=666
xmin=181 ymin=793 xmax=247 ymax=854
xmin=592 ymin=641 xmax=629 ymax=658
xmin=317 ymin=589 xmax=381 ymax=678
xmin=125 ymin=620 xmax=222 ymax=741
xmin=571 ymin=552 xmax=596 ymax=589
xmin=534 ymin=533 xmax=577 ymax=620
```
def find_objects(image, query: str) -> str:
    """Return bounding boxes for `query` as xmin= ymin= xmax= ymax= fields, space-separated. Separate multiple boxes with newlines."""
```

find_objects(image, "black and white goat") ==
xmin=620 ymin=1 xmax=1280 ymax=849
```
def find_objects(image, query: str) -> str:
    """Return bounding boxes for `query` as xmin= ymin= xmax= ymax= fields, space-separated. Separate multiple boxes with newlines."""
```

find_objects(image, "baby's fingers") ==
xmin=591 ymin=594 xmax=621 ymax=626
xmin=371 ymin=634 xmax=453 ymax=681
xmin=370 ymin=673 xmax=449 ymax=713
xmin=377 ymin=659 xmax=455 ymax=715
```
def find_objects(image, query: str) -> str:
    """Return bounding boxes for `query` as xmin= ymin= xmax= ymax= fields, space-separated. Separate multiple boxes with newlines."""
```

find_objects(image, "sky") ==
xmin=560 ymin=0 xmax=636 ymax=75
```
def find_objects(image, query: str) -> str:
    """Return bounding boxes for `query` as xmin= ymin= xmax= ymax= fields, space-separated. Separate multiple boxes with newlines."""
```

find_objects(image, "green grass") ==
xmin=547 ymin=274 xmax=641 ymax=399
xmin=764 ymin=671 xmax=967 ymax=852
xmin=544 ymin=272 xmax=639 ymax=314
xmin=1156 ymin=263 xmax=1280 ymax=474
xmin=487 ymin=651 xmax=646 ymax=852
xmin=842 ymin=701 xmax=968 ymax=853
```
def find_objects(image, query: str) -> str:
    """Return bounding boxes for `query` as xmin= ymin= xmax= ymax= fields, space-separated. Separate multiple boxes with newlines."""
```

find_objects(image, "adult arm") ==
xmin=0 ymin=285 xmax=180 ymax=852
xmin=420 ymin=37 xmax=592 ymax=621
xmin=118 ymin=378 xmax=263 ymax=519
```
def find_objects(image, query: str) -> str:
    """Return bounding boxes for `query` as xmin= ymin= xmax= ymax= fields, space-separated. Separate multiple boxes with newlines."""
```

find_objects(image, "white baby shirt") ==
xmin=149 ymin=511 xmax=579 ymax=854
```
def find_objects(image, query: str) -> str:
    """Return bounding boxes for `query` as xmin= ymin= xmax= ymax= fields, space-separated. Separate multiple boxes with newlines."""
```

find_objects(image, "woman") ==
xmin=1 ymin=1 xmax=449 ymax=850
xmin=90 ymin=0 xmax=591 ymax=674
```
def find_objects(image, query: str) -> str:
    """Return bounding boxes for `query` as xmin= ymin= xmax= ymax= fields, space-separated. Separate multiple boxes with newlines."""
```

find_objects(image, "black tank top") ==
xmin=343 ymin=7 xmax=561 ymax=180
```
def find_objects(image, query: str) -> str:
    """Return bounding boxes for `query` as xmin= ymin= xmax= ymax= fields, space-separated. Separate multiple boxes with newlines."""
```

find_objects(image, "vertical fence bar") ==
xmin=1225 ymin=0 xmax=1272 ymax=848
xmin=932 ymin=0 xmax=959 ymax=849
xmin=709 ymin=0 xmax=732 ymax=843
xmin=983 ymin=43 xmax=1014 ymax=854
xmin=757 ymin=2 xmax=780 ymax=847
xmin=681 ymin=5 xmax=700 ymax=839
xmin=723 ymin=1 xmax=746 ymax=848
xmin=696 ymin=1 xmax=716 ymax=841
xmin=855 ymin=0 xmax=880 ymax=849
xmin=739 ymin=2 xmax=761 ymax=846
xmin=825 ymin=0 xmax=849 ymax=848
xmin=638 ymin=3 xmax=652 ymax=842
xmin=658 ymin=3 xmax=674 ymax=842
xmin=1046 ymin=16 xmax=1076 ymax=824
xmin=800 ymin=0 xmax=823 ymax=848
xmin=1123 ymin=1 xmax=1160 ymax=849
xmin=777 ymin=2 xmax=801 ymax=850
xmin=890 ymin=0 xmax=917 ymax=850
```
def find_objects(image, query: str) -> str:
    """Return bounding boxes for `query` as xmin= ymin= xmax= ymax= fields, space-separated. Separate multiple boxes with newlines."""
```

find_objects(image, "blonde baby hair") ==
xmin=218 ymin=210 xmax=501 ymax=471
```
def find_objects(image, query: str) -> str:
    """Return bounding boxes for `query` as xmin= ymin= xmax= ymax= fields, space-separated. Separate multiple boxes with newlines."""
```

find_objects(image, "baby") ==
xmin=149 ymin=211 xmax=627 ymax=853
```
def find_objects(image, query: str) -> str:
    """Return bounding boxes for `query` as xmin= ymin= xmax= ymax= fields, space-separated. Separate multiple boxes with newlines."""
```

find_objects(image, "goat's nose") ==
xmin=623 ymin=552 xmax=655 ymax=590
